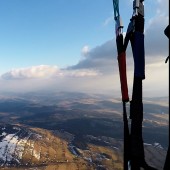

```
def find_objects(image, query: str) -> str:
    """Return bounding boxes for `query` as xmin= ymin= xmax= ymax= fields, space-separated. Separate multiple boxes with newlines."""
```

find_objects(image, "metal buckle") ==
xmin=115 ymin=16 xmax=123 ymax=36
xmin=133 ymin=0 xmax=144 ymax=17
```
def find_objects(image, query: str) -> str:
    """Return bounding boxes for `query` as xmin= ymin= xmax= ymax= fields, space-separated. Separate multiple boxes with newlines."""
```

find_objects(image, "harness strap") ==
xmin=130 ymin=32 xmax=145 ymax=79
xmin=112 ymin=1 xmax=130 ymax=170
xmin=124 ymin=1 xmax=157 ymax=169
xmin=112 ymin=0 xmax=119 ymax=20
xmin=123 ymin=101 xmax=130 ymax=170
xmin=117 ymin=51 xmax=129 ymax=102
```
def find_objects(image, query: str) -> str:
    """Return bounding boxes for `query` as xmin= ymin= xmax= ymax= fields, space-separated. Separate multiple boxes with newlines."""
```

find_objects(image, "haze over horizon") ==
xmin=0 ymin=0 xmax=169 ymax=97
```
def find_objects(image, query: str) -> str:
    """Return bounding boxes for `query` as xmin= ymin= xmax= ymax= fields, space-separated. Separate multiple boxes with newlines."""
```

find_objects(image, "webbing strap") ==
xmin=123 ymin=102 xmax=130 ymax=170
xmin=117 ymin=52 xmax=129 ymax=102
xmin=112 ymin=0 xmax=119 ymax=19
xmin=130 ymin=77 xmax=145 ymax=169
xmin=130 ymin=32 xmax=145 ymax=79
xmin=112 ymin=2 xmax=130 ymax=170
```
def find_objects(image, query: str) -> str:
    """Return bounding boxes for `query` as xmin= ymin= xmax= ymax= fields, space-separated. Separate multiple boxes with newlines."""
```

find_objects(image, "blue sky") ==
xmin=0 ymin=0 xmax=169 ymax=97
xmin=0 ymin=0 xmax=117 ymax=71
xmin=0 ymin=0 xmax=157 ymax=71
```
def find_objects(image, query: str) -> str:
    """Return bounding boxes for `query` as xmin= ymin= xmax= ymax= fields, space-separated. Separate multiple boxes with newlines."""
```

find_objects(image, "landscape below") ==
xmin=0 ymin=92 xmax=168 ymax=170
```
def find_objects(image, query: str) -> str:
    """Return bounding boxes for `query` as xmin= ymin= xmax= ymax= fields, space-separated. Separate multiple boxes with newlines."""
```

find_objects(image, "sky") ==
xmin=0 ymin=0 xmax=169 ymax=97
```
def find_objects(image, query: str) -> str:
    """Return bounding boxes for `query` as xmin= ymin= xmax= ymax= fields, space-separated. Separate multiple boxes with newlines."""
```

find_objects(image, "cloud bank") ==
xmin=1 ymin=65 xmax=100 ymax=80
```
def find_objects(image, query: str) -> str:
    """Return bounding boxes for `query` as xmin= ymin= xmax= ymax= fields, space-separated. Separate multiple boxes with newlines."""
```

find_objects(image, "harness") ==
xmin=112 ymin=1 xmax=129 ymax=169
xmin=112 ymin=1 xmax=159 ymax=169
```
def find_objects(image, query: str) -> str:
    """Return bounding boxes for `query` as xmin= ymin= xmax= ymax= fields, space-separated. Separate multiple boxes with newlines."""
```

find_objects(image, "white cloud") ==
xmin=0 ymin=60 xmax=168 ymax=97
xmin=68 ymin=39 xmax=117 ymax=73
xmin=81 ymin=45 xmax=90 ymax=56
xmin=1 ymin=65 xmax=61 ymax=79
xmin=0 ymin=68 xmax=108 ymax=94
xmin=63 ymin=69 xmax=101 ymax=77
xmin=0 ymin=65 xmax=102 ymax=94
xmin=1 ymin=65 xmax=100 ymax=80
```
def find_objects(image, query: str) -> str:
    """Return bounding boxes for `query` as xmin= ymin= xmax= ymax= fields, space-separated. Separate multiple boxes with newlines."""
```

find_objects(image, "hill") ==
xmin=0 ymin=124 xmax=123 ymax=170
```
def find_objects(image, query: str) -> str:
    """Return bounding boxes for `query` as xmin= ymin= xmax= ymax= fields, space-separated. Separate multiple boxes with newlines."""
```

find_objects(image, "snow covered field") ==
xmin=0 ymin=125 xmax=41 ymax=166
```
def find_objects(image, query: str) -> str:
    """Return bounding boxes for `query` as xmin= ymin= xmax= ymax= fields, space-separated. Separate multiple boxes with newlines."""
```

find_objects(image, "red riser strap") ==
xmin=117 ymin=52 xmax=129 ymax=102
